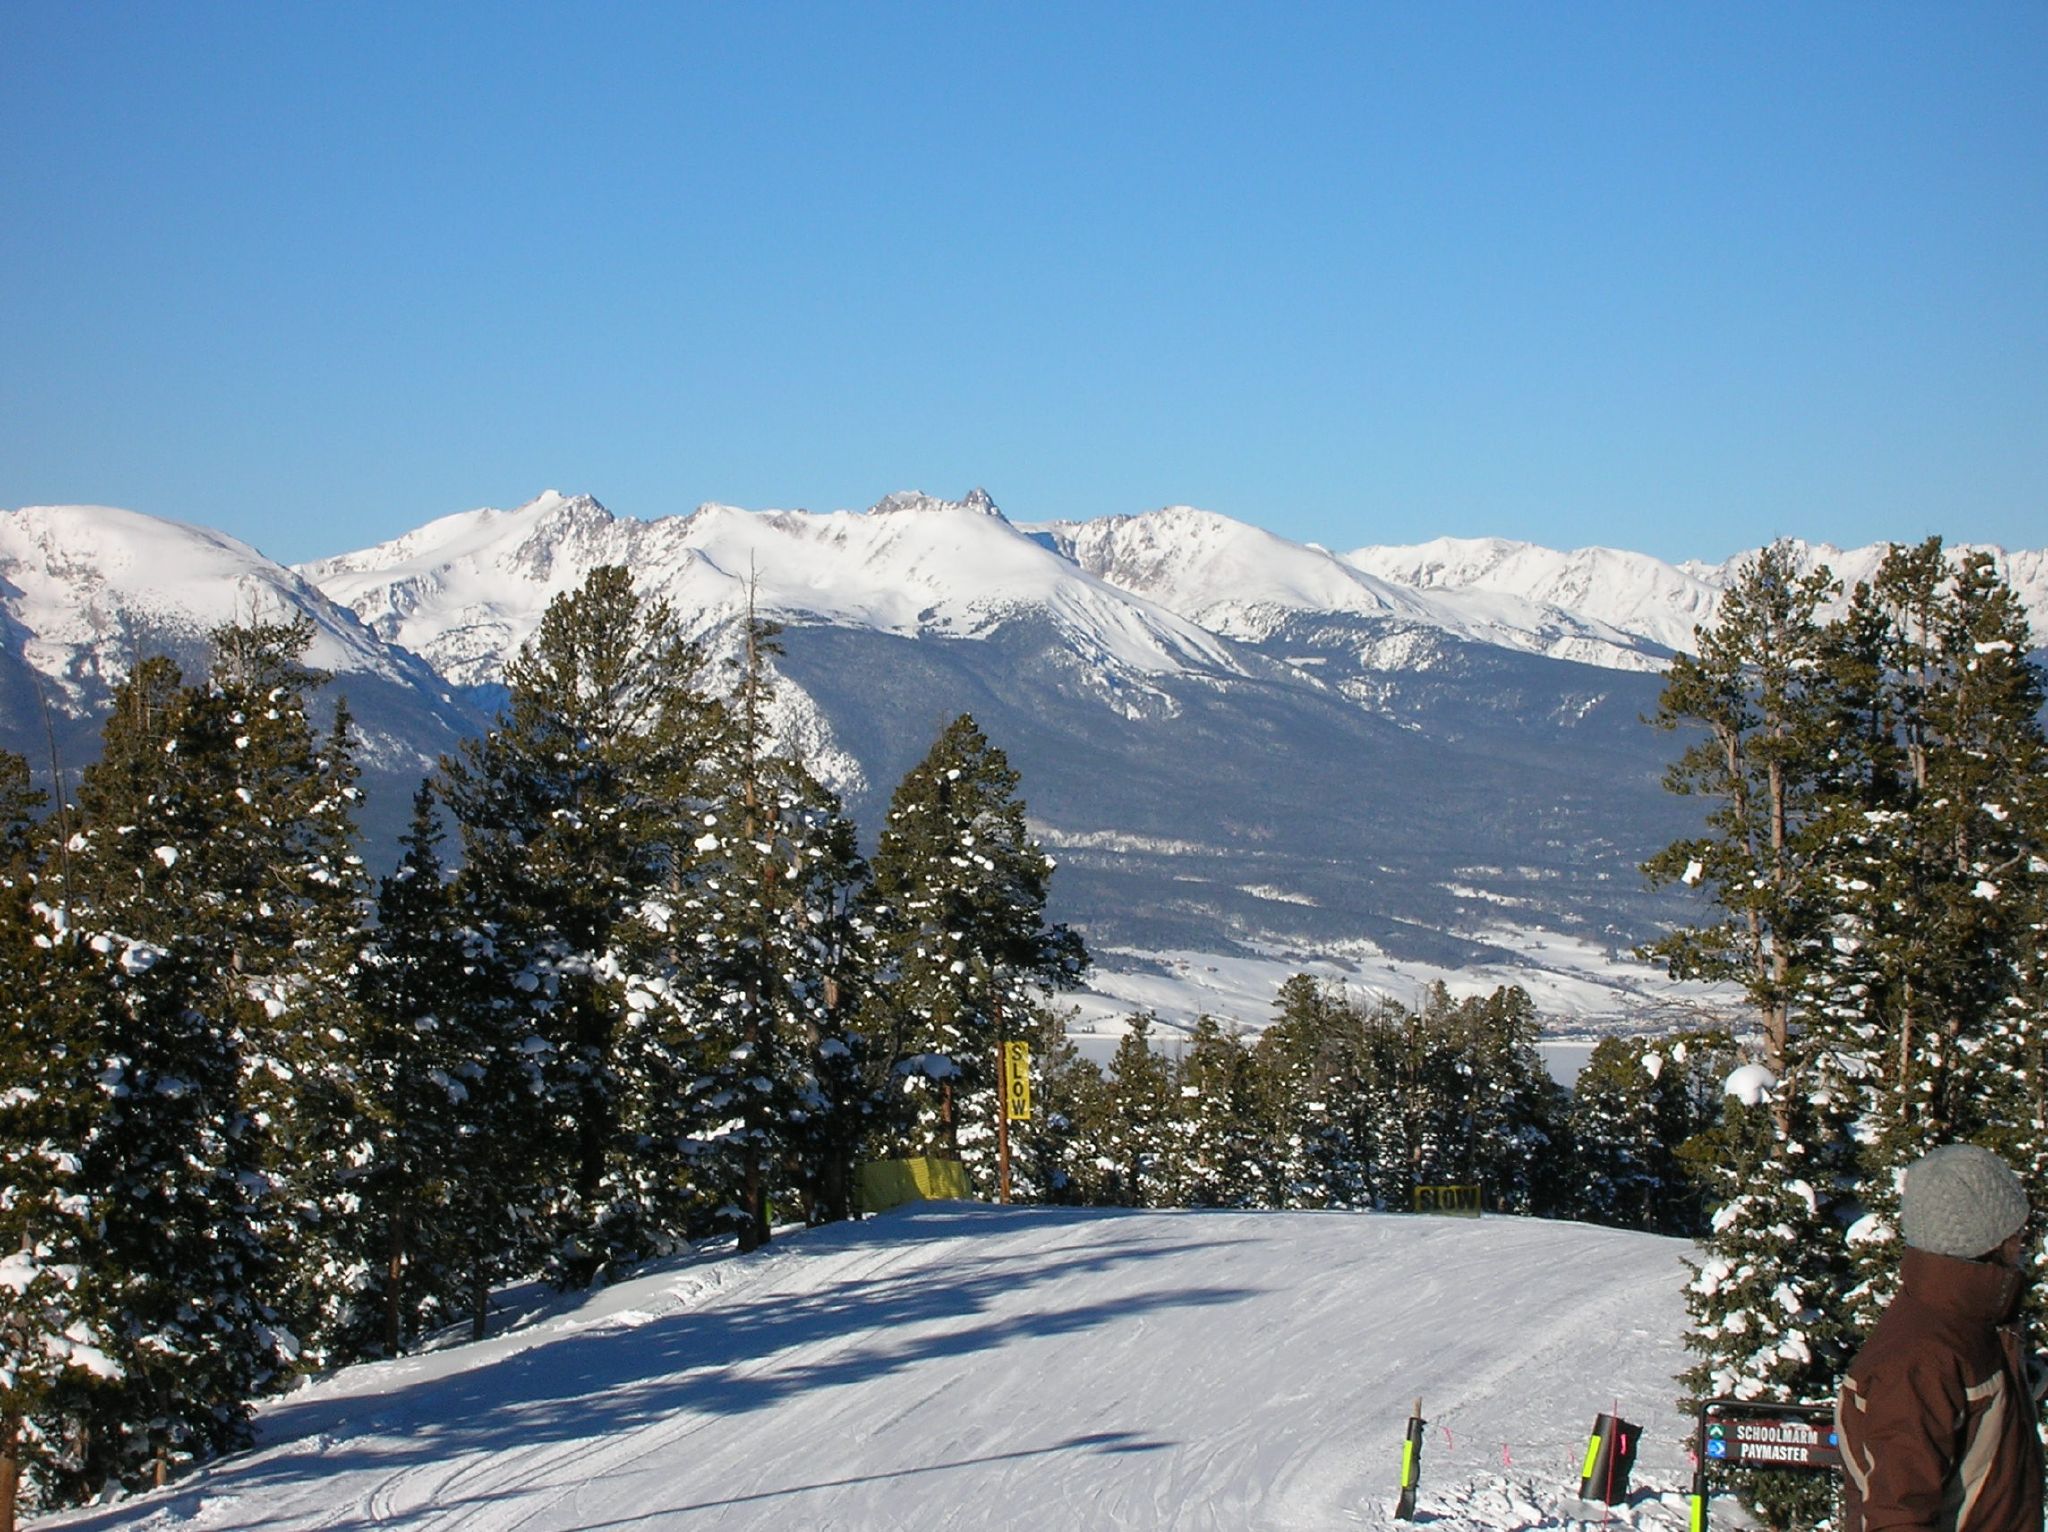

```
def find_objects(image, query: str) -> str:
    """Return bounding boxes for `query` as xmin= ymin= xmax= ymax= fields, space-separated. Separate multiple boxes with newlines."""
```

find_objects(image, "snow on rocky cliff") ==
xmin=300 ymin=489 xmax=1248 ymax=691
xmin=13 ymin=497 xmax=2042 ymax=712
xmin=1350 ymin=534 xmax=2048 ymax=659
xmin=1043 ymin=509 xmax=1675 ymax=671
xmin=0 ymin=504 xmax=430 ymax=707
xmin=1347 ymin=537 xmax=1721 ymax=659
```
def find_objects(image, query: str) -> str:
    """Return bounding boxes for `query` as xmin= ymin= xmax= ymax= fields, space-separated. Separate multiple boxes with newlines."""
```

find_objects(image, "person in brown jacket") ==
xmin=1837 ymin=1144 xmax=2044 ymax=1532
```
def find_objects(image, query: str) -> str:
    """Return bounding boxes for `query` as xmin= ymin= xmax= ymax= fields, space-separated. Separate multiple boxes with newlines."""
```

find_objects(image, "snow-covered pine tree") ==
xmin=1345 ymin=1001 xmax=1418 ymax=1210
xmin=440 ymin=566 xmax=719 ymax=1284
xmin=232 ymin=685 xmax=372 ymax=1367
xmin=0 ymin=756 xmax=123 ymax=1532
xmin=1427 ymin=986 xmax=1566 ymax=1215
xmin=1813 ymin=543 xmax=2048 ymax=1329
xmin=1367 ymin=986 xmax=1484 ymax=1207
xmin=773 ymin=809 xmax=878 ymax=1229
xmin=75 ymin=936 xmax=281 ymax=1494
xmin=1168 ymin=1016 xmax=1268 ymax=1208
xmin=1644 ymin=544 xmax=1842 ymax=1076
xmin=1646 ymin=545 xmax=1861 ymax=1529
xmin=1096 ymin=1014 xmax=1175 ymax=1206
xmin=1570 ymin=1031 xmax=1730 ymax=1234
xmin=663 ymin=610 xmax=869 ymax=1251
xmin=1252 ymin=977 xmax=1369 ymax=1209
xmin=863 ymin=715 xmax=1086 ymax=1193
xmin=43 ymin=656 xmax=302 ymax=1490
xmin=351 ymin=784 xmax=509 ymax=1352
xmin=129 ymin=621 xmax=375 ymax=1369
xmin=46 ymin=624 xmax=367 ymax=1365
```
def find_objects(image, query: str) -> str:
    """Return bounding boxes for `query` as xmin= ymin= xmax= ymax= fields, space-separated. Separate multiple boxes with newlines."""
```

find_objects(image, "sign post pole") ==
xmin=996 ymin=1034 xmax=1012 ymax=1205
xmin=1690 ymin=1407 xmax=1711 ymax=1532
xmin=1396 ymin=1398 xmax=1426 ymax=1519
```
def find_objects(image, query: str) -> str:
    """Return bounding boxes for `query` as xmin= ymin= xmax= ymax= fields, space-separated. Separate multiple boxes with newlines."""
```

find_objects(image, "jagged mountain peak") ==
xmin=866 ymin=487 xmax=1006 ymax=521
xmin=295 ymin=485 xmax=1241 ymax=692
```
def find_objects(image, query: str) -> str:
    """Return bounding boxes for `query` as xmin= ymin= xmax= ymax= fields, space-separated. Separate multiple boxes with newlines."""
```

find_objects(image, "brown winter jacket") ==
xmin=1836 ymin=1246 xmax=2045 ymax=1532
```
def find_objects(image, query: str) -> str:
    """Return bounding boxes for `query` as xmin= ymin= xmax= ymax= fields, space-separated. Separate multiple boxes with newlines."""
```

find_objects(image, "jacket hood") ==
xmin=1900 ymin=1245 xmax=2027 ymax=1326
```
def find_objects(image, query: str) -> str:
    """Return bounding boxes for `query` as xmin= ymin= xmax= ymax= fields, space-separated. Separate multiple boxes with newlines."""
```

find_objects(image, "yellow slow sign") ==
xmin=1002 ymin=1041 xmax=1032 ymax=1121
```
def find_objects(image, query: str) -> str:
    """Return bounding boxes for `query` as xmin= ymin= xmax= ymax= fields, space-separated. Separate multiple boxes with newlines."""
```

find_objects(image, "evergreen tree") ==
xmin=1570 ymin=1030 xmax=1730 ymax=1234
xmin=1811 ymin=543 xmax=2048 ymax=1327
xmin=1645 ymin=547 xmax=1876 ymax=1528
xmin=1354 ymin=988 xmax=1489 ymax=1208
xmin=0 ymin=806 xmax=122 ymax=1529
xmin=52 ymin=623 xmax=372 ymax=1369
xmin=440 ymin=565 xmax=718 ymax=1283
xmin=75 ymin=938 xmax=276 ymax=1492
xmin=1678 ymin=1081 xmax=1853 ymax=1531
xmin=864 ymin=715 xmax=1086 ymax=1192
xmin=1253 ymin=977 xmax=1370 ymax=1208
xmin=1098 ymin=1014 xmax=1175 ymax=1206
xmin=41 ymin=656 xmax=303 ymax=1489
xmin=352 ymin=785 xmax=508 ymax=1352
xmin=666 ymin=610 xmax=868 ymax=1250
xmin=1168 ymin=1017 xmax=1268 ymax=1208
xmin=1431 ymin=986 xmax=1569 ymax=1215
xmin=1644 ymin=543 xmax=1843 ymax=1077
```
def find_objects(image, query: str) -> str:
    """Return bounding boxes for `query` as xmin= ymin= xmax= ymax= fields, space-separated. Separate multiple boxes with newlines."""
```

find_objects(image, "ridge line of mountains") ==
xmin=7 ymin=489 xmax=2043 ymax=1030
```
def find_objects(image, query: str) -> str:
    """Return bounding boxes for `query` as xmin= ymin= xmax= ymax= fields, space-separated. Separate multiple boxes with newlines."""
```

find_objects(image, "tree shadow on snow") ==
xmin=579 ymin=1430 xmax=1176 ymax=1524
xmin=61 ymin=1208 xmax=1257 ymax=1530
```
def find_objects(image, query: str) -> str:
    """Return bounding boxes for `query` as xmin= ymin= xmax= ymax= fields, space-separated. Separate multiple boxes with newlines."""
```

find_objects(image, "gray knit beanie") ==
xmin=1900 ymin=1145 xmax=2030 ymax=1258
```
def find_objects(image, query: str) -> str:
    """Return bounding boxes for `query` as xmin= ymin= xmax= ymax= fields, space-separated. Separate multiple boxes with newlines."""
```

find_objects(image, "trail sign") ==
xmin=1699 ymin=1401 xmax=1840 ymax=1471
xmin=1003 ymin=1041 xmax=1032 ymax=1121
xmin=1690 ymin=1398 xmax=1842 ymax=1532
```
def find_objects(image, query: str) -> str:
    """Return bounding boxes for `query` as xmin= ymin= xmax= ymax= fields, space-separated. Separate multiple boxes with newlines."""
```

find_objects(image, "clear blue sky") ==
xmin=4 ymin=3 xmax=2043 ymax=567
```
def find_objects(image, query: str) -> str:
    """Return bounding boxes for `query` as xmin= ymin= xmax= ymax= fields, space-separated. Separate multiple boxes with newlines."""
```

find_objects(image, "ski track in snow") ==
xmin=38 ymin=1208 xmax=1709 ymax=1532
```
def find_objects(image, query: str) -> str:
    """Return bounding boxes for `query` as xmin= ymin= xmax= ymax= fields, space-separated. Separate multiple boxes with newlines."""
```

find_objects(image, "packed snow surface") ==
xmin=40 ymin=1205 xmax=1705 ymax=1532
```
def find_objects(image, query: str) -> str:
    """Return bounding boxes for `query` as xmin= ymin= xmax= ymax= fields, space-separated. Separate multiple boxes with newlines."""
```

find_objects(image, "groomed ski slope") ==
xmin=40 ymin=1206 xmax=1708 ymax=1532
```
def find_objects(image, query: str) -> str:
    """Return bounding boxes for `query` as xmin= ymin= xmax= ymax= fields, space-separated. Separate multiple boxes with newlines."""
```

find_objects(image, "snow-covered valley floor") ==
xmin=40 ymin=1206 xmax=1714 ymax=1532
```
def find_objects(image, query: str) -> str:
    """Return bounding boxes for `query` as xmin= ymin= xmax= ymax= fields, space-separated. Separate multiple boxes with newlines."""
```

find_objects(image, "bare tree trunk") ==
xmin=471 ymin=1242 xmax=489 ymax=1343
xmin=739 ymin=1157 xmax=766 ymax=1254
xmin=384 ymin=1209 xmax=407 ymax=1357
xmin=1 ymin=1410 xmax=22 ymax=1532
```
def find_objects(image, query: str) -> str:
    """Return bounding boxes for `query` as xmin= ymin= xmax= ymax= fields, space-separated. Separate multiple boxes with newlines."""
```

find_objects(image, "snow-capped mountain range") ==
xmin=5 ymin=488 xmax=2042 ymax=1026
xmin=295 ymin=487 xmax=2048 ymax=685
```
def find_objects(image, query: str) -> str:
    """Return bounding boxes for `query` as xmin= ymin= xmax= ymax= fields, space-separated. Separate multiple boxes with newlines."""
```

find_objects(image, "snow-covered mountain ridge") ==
xmin=298 ymin=488 xmax=1249 ymax=693
xmin=4 ymin=491 xmax=2038 ymax=1028
xmin=0 ymin=504 xmax=482 ymax=783
xmin=0 ymin=503 xmax=419 ymax=703
xmin=11 ymin=494 xmax=2042 ymax=707
xmin=1347 ymin=532 xmax=2048 ymax=659
xmin=298 ymin=490 xmax=2048 ymax=685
